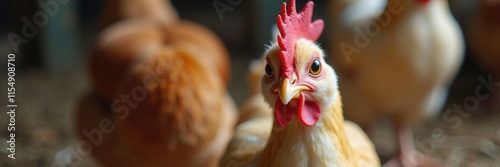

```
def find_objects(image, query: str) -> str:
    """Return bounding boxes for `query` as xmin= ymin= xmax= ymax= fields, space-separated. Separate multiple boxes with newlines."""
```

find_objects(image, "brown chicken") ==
xmin=220 ymin=1 xmax=379 ymax=166
xmin=77 ymin=0 xmax=237 ymax=166
xmin=100 ymin=0 xmax=179 ymax=28
xmin=466 ymin=0 xmax=500 ymax=110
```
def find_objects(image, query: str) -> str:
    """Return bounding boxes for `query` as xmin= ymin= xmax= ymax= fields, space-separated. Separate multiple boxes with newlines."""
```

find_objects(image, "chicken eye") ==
xmin=265 ymin=63 xmax=274 ymax=78
xmin=309 ymin=59 xmax=322 ymax=75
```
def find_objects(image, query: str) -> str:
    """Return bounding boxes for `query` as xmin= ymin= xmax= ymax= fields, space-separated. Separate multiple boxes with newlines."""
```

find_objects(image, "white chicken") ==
xmin=220 ymin=1 xmax=379 ymax=166
xmin=329 ymin=0 xmax=464 ymax=166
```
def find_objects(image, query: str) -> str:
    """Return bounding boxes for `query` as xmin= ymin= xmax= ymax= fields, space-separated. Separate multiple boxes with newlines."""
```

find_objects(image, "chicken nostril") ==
xmin=291 ymin=76 xmax=297 ymax=84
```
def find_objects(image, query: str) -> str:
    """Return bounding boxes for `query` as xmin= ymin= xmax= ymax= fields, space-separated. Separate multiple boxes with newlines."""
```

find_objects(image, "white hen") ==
xmin=329 ymin=0 xmax=464 ymax=166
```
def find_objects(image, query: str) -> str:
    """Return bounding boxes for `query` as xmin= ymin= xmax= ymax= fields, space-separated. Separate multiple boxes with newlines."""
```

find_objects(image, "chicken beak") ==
xmin=274 ymin=78 xmax=310 ymax=105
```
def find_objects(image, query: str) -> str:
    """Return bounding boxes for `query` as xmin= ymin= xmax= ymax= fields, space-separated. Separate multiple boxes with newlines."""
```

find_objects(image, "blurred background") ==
xmin=0 ymin=0 xmax=499 ymax=166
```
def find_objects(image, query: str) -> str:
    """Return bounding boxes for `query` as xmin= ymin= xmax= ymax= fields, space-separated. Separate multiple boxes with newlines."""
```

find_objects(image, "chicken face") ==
xmin=260 ymin=0 xmax=332 ymax=127
xmin=261 ymin=39 xmax=338 ymax=128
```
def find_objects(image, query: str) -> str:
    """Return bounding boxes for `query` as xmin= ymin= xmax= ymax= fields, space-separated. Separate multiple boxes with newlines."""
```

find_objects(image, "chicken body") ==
xmin=467 ymin=0 xmax=500 ymax=70
xmin=466 ymin=0 xmax=500 ymax=109
xmin=330 ymin=0 xmax=464 ymax=166
xmin=77 ymin=0 xmax=237 ymax=166
xmin=221 ymin=40 xmax=379 ymax=167
xmin=222 ymin=1 xmax=379 ymax=165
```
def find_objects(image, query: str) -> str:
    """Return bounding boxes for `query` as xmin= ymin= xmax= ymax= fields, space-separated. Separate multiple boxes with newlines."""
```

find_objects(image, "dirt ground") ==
xmin=0 ymin=56 xmax=499 ymax=167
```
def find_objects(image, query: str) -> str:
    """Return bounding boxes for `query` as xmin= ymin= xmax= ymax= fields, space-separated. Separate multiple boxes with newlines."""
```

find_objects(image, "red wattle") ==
xmin=298 ymin=94 xmax=321 ymax=126
xmin=274 ymin=93 xmax=321 ymax=127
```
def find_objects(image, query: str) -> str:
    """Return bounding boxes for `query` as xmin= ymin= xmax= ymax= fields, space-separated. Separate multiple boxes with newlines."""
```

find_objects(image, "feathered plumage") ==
xmin=78 ymin=0 xmax=236 ymax=166
xmin=220 ymin=1 xmax=379 ymax=166
xmin=329 ymin=0 xmax=464 ymax=166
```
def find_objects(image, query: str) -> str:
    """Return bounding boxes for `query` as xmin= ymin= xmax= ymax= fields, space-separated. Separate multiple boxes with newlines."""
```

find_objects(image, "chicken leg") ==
xmin=384 ymin=126 xmax=443 ymax=167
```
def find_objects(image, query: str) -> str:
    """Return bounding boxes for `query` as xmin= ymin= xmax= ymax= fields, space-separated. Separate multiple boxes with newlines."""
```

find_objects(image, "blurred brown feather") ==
xmin=77 ymin=0 xmax=237 ymax=166
xmin=466 ymin=0 xmax=500 ymax=109
xmin=101 ymin=0 xmax=179 ymax=28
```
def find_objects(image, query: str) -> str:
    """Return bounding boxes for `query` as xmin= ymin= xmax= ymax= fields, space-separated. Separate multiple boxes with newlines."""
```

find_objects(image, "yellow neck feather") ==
xmin=257 ymin=92 xmax=357 ymax=167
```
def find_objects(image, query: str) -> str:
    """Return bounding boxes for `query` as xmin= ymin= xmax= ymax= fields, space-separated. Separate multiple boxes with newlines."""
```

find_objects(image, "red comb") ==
xmin=277 ymin=0 xmax=324 ymax=78
xmin=417 ymin=0 xmax=431 ymax=4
